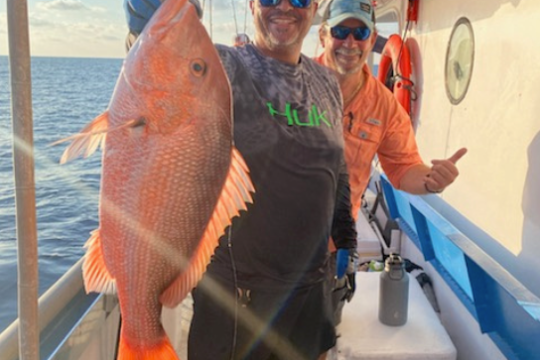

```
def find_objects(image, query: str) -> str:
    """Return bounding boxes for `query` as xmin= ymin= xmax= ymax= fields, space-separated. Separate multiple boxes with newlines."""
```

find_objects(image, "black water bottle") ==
xmin=378 ymin=254 xmax=409 ymax=326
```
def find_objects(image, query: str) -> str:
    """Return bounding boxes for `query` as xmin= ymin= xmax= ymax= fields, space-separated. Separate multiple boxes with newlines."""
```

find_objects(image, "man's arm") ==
xmin=332 ymin=160 xmax=357 ymax=250
xmin=332 ymin=161 xmax=358 ymax=301
xmin=398 ymin=147 xmax=468 ymax=194
xmin=124 ymin=0 xmax=162 ymax=36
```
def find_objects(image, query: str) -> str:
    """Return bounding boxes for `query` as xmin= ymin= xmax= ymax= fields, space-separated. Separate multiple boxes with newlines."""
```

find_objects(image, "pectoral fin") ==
xmin=53 ymin=111 xmax=146 ymax=164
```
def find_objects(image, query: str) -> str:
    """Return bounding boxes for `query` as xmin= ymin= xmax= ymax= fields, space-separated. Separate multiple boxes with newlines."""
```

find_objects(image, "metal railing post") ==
xmin=6 ymin=0 xmax=40 ymax=359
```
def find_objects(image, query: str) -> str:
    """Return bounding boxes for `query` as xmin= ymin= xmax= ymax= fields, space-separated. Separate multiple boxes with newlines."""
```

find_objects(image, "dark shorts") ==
xmin=188 ymin=271 xmax=336 ymax=360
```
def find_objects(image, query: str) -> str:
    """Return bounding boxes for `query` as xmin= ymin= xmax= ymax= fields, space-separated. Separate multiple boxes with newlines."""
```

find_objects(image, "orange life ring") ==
xmin=377 ymin=34 xmax=413 ymax=115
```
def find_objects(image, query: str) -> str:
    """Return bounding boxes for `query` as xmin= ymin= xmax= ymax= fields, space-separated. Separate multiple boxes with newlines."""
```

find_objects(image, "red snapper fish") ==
xmin=55 ymin=0 xmax=254 ymax=358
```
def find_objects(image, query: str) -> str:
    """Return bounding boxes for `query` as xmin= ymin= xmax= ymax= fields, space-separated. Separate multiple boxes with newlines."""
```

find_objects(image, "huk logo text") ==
xmin=267 ymin=102 xmax=331 ymax=128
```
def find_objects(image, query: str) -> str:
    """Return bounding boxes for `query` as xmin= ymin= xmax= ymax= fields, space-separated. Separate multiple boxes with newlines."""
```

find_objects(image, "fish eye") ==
xmin=190 ymin=59 xmax=207 ymax=77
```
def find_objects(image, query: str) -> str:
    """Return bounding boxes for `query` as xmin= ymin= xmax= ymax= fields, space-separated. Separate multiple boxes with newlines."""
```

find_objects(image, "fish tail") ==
xmin=117 ymin=333 xmax=179 ymax=360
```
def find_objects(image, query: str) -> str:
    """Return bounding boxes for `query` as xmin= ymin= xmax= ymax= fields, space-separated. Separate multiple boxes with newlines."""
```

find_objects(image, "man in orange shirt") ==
xmin=315 ymin=0 xmax=466 ymax=357
xmin=316 ymin=0 xmax=467 ymax=222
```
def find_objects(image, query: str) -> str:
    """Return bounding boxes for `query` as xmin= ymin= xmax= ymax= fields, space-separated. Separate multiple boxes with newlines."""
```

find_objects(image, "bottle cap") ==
xmin=385 ymin=253 xmax=405 ymax=280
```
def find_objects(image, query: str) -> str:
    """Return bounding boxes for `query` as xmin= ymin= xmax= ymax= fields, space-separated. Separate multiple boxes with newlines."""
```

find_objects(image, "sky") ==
xmin=0 ymin=0 xmax=323 ymax=59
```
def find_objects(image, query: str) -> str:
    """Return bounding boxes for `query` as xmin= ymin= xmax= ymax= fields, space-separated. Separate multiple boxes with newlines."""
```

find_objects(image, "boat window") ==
xmin=445 ymin=17 xmax=475 ymax=105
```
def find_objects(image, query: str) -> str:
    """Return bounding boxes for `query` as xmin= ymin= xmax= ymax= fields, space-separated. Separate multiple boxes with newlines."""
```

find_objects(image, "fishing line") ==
xmin=243 ymin=0 xmax=249 ymax=34
xmin=231 ymin=0 xmax=239 ymax=36
xmin=227 ymin=224 xmax=239 ymax=360
xmin=209 ymin=0 xmax=213 ymax=40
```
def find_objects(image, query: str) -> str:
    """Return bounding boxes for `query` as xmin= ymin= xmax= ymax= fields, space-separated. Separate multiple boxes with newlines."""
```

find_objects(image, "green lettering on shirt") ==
xmin=267 ymin=102 xmax=294 ymax=126
xmin=311 ymin=105 xmax=331 ymax=127
xmin=266 ymin=102 xmax=332 ymax=128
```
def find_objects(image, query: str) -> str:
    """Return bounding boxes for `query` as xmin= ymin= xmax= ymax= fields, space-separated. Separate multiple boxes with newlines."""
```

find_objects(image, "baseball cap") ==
xmin=326 ymin=0 xmax=375 ymax=30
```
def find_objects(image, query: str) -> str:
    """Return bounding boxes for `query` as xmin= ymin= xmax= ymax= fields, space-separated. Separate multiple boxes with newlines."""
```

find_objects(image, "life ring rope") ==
xmin=377 ymin=34 xmax=414 ymax=115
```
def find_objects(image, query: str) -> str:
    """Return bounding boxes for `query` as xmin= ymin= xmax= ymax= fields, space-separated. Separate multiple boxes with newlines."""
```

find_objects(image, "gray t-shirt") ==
xmin=209 ymin=44 xmax=354 ymax=290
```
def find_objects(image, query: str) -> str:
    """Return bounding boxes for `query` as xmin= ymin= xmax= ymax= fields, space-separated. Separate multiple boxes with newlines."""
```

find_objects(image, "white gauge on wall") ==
xmin=445 ymin=17 xmax=475 ymax=104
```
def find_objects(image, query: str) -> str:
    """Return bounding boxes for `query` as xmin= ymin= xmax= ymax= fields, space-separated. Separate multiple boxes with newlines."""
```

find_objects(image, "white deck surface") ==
xmin=330 ymin=272 xmax=457 ymax=360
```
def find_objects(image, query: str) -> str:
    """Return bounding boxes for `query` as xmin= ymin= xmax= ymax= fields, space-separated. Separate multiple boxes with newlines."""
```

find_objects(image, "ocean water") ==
xmin=0 ymin=56 xmax=123 ymax=332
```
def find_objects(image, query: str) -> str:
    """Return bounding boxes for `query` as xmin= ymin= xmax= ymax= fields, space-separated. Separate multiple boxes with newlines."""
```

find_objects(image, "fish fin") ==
xmin=117 ymin=332 xmax=179 ymax=360
xmin=51 ymin=111 xmax=110 ymax=164
xmin=53 ymin=112 xmax=145 ymax=164
xmin=160 ymin=147 xmax=254 ymax=307
xmin=82 ymin=229 xmax=117 ymax=294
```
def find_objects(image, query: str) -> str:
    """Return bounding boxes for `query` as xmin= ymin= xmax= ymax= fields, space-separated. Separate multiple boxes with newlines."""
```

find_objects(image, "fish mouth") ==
xmin=148 ymin=0 xmax=192 ymax=38
xmin=122 ymin=0 xmax=200 ymax=91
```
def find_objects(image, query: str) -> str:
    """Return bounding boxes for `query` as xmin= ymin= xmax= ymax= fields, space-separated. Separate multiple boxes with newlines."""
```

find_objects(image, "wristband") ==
xmin=424 ymin=183 xmax=443 ymax=194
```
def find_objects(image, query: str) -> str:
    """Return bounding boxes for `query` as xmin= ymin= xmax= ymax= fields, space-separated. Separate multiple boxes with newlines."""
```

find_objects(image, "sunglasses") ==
xmin=330 ymin=25 xmax=371 ymax=41
xmin=259 ymin=0 xmax=312 ymax=9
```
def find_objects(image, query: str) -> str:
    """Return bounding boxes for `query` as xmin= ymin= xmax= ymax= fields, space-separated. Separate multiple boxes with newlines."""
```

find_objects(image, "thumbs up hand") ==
xmin=424 ymin=148 xmax=467 ymax=193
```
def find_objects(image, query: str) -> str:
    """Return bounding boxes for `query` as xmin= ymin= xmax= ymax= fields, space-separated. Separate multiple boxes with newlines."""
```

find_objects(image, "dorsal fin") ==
xmin=159 ymin=147 xmax=254 ymax=307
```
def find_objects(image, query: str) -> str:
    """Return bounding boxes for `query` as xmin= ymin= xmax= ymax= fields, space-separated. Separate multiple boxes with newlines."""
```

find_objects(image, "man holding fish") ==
xmin=119 ymin=0 xmax=357 ymax=359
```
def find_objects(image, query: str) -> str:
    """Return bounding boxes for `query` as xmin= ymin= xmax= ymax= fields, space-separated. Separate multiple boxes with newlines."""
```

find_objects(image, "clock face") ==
xmin=445 ymin=17 xmax=475 ymax=104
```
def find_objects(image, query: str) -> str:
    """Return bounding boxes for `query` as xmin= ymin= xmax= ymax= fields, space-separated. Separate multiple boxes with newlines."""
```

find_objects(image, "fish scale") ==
xmin=54 ymin=0 xmax=254 ymax=358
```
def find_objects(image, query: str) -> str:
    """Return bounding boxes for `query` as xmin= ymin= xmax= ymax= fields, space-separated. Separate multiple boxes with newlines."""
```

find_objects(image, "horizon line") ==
xmin=0 ymin=54 xmax=124 ymax=60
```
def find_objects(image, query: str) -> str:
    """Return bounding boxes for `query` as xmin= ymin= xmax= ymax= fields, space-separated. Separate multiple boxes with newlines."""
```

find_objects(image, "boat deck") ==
xmin=331 ymin=272 xmax=456 ymax=360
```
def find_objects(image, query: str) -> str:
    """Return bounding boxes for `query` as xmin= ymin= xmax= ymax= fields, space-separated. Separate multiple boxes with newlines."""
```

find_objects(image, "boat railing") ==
xmin=0 ymin=258 xmax=120 ymax=360
xmin=379 ymin=174 xmax=540 ymax=360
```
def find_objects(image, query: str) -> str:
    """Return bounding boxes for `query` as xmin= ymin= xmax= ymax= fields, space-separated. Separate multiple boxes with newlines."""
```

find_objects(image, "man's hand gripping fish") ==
xmin=54 ymin=0 xmax=254 ymax=358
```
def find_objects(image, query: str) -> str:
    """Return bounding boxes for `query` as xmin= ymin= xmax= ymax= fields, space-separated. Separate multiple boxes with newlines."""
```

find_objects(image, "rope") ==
xmin=396 ymin=18 xmax=411 ymax=76
xmin=243 ymin=0 xmax=249 ymax=34
xmin=394 ymin=18 xmax=414 ymax=115
xmin=201 ymin=0 xmax=206 ymax=19
xmin=209 ymin=0 xmax=213 ymax=40
xmin=231 ymin=0 xmax=239 ymax=35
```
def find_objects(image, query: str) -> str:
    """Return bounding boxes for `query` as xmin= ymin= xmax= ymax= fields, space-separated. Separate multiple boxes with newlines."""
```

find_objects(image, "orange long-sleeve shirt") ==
xmin=316 ymin=57 xmax=423 ymax=220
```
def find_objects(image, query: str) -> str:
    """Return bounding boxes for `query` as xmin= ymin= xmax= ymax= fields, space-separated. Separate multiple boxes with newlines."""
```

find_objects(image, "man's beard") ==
xmin=336 ymin=63 xmax=362 ymax=75
xmin=256 ymin=10 xmax=302 ymax=49
xmin=334 ymin=49 xmax=363 ymax=75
